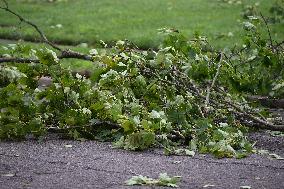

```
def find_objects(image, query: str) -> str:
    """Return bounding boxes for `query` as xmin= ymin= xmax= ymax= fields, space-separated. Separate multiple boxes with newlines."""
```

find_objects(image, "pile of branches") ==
xmin=0 ymin=0 xmax=283 ymax=158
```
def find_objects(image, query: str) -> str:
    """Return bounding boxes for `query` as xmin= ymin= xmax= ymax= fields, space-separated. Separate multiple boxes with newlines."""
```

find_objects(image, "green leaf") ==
xmin=125 ymin=173 xmax=181 ymax=187
xmin=185 ymin=149 xmax=195 ymax=157
xmin=36 ymin=48 xmax=59 ymax=66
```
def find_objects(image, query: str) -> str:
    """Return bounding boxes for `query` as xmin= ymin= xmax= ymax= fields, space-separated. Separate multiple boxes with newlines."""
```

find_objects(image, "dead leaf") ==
xmin=269 ymin=153 xmax=284 ymax=160
xmin=240 ymin=186 xmax=251 ymax=189
xmin=2 ymin=173 xmax=15 ymax=177
xmin=203 ymin=184 xmax=215 ymax=188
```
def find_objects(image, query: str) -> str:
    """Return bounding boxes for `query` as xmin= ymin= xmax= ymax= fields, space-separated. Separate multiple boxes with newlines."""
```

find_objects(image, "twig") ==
xmin=0 ymin=57 xmax=39 ymax=63
xmin=205 ymin=52 xmax=223 ymax=107
xmin=273 ymin=40 xmax=284 ymax=51
xmin=234 ymin=111 xmax=284 ymax=131
xmin=1 ymin=0 xmax=7 ymax=8
xmin=0 ymin=0 xmax=62 ymax=51
xmin=260 ymin=12 xmax=273 ymax=47
xmin=0 ymin=0 xmax=93 ymax=62
xmin=59 ymin=49 xmax=92 ymax=61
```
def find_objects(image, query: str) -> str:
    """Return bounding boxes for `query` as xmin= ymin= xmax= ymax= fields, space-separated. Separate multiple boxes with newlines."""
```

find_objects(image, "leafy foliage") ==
xmin=223 ymin=16 xmax=284 ymax=97
xmin=0 ymin=10 xmax=283 ymax=158
xmin=113 ymin=131 xmax=156 ymax=150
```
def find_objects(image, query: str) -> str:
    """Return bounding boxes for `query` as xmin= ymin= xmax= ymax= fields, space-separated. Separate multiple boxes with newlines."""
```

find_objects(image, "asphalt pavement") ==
xmin=0 ymin=131 xmax=283 ymax=189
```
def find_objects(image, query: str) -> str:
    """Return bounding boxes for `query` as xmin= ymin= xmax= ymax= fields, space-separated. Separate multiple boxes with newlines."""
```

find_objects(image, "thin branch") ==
xmin=59 ymin=49 xmax=92 ymax=61
xmin=2 ymin=0 xmax=8 ymax=8
xmin=234 ymin=111 xmax=284 ymax=131
xmin=219 ymin=95 xmax=284 ymax=131
xmin=260 ymin=12 xmax=273 ymax=47
xmin=47 ymin=121 xmax=121 ymax=133
xmin=0 ymin=57 xmax=39 ymax=63
xmin=205 ymin=52 xmax=223 ymax=107
xmin=273 ymin=40 xmax=284 ymax=51
xmin=0 ymin=0 xmax=62 ymax=51
xmin=0 ymin=0 xmax=94 ymax=63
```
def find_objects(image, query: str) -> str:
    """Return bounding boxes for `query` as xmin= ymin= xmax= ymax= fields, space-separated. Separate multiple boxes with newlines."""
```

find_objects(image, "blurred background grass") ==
xmin=0 ymin=0 xmax=283 ymax=49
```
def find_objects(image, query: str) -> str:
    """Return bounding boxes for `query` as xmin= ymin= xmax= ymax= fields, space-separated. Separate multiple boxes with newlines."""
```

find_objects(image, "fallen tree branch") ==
xmin=0 ymin=0 xmax=283 ymax=133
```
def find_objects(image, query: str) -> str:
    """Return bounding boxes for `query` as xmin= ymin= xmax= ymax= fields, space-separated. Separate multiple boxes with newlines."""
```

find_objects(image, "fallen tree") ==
xmin=0 ymin=0 xmax=283 ymax=158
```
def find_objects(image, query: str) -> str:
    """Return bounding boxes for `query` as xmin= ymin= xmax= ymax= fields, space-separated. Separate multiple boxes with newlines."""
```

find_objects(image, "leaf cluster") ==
xmin=125 ymin=173 xmax=181 ymax=188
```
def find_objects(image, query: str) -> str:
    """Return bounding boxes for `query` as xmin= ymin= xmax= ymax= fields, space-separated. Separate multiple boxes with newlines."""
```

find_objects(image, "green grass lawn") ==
xmin=0 ymin=0 xmax=283 ymax=49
